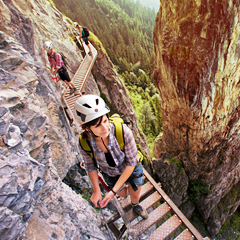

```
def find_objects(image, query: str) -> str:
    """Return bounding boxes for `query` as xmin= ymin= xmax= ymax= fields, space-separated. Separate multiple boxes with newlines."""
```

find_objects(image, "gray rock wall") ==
xmin=0 ymin=0 xmax=151 ymax=239
xmin=0 ymin=0 xmax=107 ymax=238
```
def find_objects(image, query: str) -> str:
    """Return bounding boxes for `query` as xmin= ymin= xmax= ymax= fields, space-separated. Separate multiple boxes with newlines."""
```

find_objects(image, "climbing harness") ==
xmin=51 ymin=73 xmax=60 ymax=82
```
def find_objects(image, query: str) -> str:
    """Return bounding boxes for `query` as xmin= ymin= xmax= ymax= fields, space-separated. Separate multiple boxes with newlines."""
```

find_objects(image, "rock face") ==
xmin=151 ymin=153 xmax=195 ymax=219
xmin=0 ymin=0 xmax=150 ymax=239
xmin=153 ymin=0 xmax=240 ymax=236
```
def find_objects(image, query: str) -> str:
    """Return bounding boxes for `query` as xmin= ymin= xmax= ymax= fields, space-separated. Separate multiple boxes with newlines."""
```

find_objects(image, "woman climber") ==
xmin=73 ymin=94 xmax=148 ymax=219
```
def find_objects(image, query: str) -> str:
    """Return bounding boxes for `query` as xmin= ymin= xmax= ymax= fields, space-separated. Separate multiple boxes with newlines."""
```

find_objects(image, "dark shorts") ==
xmin=58 ymin=67 xmax=71 ymax=82
xmin=83 ymin=38 xmax=89 ymax=45
xmin=101 ymin=163 xmax=143 ymax=192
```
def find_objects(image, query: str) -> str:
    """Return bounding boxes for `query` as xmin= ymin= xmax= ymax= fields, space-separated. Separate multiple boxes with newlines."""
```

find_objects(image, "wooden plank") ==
xmin=146 ymin=214 xmax=182 ymax=240
xmin=132 ymin=202 xmax=171 ymax=237
xmin=143 ymin=168 xmax=204 ymax=240
xmin=75 ymin=81 xmax=84 ymax=86
xmin=174 ymin=229 xmax=194 ymax=240
xmin=66 ymin=98 xmax=79 ymax=104
xmin=74 ymin=75 xmax=84 ymax=79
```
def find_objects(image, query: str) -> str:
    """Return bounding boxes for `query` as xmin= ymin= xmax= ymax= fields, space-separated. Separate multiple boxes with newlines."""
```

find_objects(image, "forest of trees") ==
xmin=131 ymin=0 xmax=160 ymax=12
xmin=52 ymin=0 xmax=161 ymax=154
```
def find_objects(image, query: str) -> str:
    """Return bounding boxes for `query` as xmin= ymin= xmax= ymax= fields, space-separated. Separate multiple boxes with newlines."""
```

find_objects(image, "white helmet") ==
xmin=74 ymin=95 xmax=110 ymax=126
xmin=44 ymin=41 xmax=52 ymax=50
xmin=73 ymin=22 xmax=78 ymax=27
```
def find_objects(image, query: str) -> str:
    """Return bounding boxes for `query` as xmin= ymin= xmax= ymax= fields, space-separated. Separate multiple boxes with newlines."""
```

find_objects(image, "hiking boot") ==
xmin=70 ymin=87 xmax=76 ymax=95
xmin=88 ymin=52 xmax=93 ymax=56
xmin=133 ymin=204 xmax=148 ymax=219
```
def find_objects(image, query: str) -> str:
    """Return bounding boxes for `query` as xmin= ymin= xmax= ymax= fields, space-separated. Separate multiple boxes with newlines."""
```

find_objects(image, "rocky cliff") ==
xmin=153 ymin=0 xmax=240 ymax=236
xmin=0 ymin=0 xmax=150 ymax=239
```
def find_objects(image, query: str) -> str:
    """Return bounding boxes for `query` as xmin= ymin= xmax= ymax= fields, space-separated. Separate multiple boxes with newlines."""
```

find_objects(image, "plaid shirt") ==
xmin=80 ymin=123 xmax=139 ymax=177
xmin=48 ymin=50 xmax=64 ymax=69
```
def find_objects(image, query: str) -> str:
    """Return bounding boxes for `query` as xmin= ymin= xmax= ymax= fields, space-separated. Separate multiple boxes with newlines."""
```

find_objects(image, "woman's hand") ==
xmin=52 ymin=69 xmax=58 ymax=76
xmin=100 ymin=190 xmax=115 ymax=208
xmin=91 ymin=190 xmax=102 ymax=208
xmin=88 ymin=170 xmax=102 ymax=208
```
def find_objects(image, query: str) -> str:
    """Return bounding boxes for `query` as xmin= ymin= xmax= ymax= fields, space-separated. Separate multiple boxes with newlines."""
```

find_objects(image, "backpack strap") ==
xmin=79 ymin=135 xmax=98 ymax=168
xmin=79 ymin=135 xmax=93 ymax=158
xmin=113 ymin=122 xmax=125 ymax=151
xmin=47 ymin=52 xmax=57 ymax=62
xmin=79 ymin=116 xmax=143 ymax=167
xmin=113 ymin=121 xmax=143 ymax=163
xmin=109 ymin=114 xmax=125 ymax=151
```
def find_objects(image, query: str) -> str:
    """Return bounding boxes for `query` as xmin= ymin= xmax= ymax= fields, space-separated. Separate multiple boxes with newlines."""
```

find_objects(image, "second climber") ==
xmin=73 ymin=22 xmax=93 ymax=56
xmin=45 ymin=40 xmax=77 ymax=95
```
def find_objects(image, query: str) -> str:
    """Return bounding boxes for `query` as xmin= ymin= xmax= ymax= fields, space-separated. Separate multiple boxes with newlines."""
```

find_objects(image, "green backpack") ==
xmin=79 ymin=114 xmax=143 ymax=163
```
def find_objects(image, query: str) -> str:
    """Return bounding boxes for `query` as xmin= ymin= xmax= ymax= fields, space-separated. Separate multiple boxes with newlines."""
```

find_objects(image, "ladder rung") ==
xmin=120 ymin=182 xmax=154 ymax=209
xmin=65 ymin=98 xmax=79 ymax=104
xmin=174 ymin=229 xmax=194 ymax=240
xmin=126 ymin=191 xmax=162 ymax=222
xmin=146 ymin=214 xmax=182 ymax=240
xmin=64 ymin=93 xmax=80 ymax=99
xmin=132 ymin=202 xmax=171 ymax=237
xmin=75 ymin=78 xmax=84 ymax=83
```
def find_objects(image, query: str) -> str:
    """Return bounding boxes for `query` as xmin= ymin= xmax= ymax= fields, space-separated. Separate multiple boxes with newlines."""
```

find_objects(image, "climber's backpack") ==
xmin=48 ymin=52 xmax=69 ymax=69
xmin=79 ymin=113 xmax=143 ymax=165
xmin=82 ymin=27 xmax=90 ymax=38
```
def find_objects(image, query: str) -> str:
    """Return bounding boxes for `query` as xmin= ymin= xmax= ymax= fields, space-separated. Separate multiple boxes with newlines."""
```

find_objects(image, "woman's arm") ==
xmin=112 ymin=165 xmax=135 ymax=193
xmin=79 ymin=140 xmax=101 ymax=207
xmin=89 ymin=170 xmax=102 ymax=207
xmin=100 ymin=124 xmax=139 ymax=207
xmin=100 ymin=165 xmax=135 ymax=208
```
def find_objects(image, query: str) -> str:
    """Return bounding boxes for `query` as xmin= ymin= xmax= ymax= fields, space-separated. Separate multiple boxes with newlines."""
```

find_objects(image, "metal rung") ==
xmin=120 ymin=182 xmax=154 ymax=209
xmin=146 ymin=214 xmax=182 ymax=240
xmin=174 ymin=229 xmax=194 ymax=240
xmin=132 ymin=202 xmax=171 ymax=237
xmin=126 ymin=191 xmax=162 ymax=222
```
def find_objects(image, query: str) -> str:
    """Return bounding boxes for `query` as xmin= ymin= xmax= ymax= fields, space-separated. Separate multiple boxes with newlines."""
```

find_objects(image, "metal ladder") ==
xmin=61 ymin=37 xmax=209 ymax=240
xmin=62 ymin=38 xmax=97 ymax=124
xmin=106 ymin=168 xmax=208 ymax=240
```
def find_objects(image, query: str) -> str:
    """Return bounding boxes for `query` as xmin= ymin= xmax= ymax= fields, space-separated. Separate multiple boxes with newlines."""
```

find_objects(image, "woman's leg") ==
xmin=69 ymin=81 xmax=75 ymax=88
xmin=87 ymin=44 xmax=91 ymax=53
xmin=64 ymin=80 xmax=71 ymax=87
xmin=128 ymin=184 xmax=141 ymax=204
xmin=64 ymin=80 xmax=75 ymax=88
xmin=127 ymin=180 xmax=148 ymax=219
xmin=116 ymin=186 xmax=128 ymax=198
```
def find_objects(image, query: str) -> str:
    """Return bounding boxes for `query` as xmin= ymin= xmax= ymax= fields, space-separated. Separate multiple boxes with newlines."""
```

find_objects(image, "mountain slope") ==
xmin=53 ymin=0 xmax=155 ymax=76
